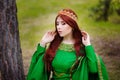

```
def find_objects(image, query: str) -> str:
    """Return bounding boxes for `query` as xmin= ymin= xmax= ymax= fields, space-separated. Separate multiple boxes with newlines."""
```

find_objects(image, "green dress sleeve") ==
xmin=26 ymin=44 xmax=48 ymax=80
xmin=85 ymin=45 xmax=109 ymax=80
xmin=85 ymin=45 xmax=98 ymax=73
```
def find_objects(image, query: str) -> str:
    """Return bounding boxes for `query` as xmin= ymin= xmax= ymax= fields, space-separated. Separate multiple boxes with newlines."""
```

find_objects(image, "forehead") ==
xmin=56 ymin=16 xmax=64 ymax=22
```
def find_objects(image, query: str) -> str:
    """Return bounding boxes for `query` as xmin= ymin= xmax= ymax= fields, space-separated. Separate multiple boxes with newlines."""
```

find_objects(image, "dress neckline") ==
xmin=58 ymin=42 xmax=75 ymax=52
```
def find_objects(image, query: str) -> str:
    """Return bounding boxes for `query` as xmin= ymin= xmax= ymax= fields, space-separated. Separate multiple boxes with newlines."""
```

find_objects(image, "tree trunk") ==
xmin=103 ymin=0 xmax=111 ymax=21
xmin=0 ymin=0 xmax=25 ymax=80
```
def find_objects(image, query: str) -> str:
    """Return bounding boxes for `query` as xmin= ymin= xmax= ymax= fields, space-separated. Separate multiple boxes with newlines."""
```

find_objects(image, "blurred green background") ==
xmin=16 ymin=0 xmax=120 ymax=80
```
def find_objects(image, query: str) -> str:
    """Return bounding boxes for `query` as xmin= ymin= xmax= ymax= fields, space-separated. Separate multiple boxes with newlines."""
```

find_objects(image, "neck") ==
xmin=62 ymin=33 xmax=74 ymax=44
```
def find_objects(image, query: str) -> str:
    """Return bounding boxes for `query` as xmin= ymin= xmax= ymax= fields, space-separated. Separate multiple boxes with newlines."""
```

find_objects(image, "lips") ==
xmin=58 ymin=31 xmax=62 ymax=34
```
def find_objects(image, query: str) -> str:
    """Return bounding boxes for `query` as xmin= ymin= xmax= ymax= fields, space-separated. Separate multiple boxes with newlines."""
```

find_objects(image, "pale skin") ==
xmin=40 ymin=17 xmax=91 ymax=47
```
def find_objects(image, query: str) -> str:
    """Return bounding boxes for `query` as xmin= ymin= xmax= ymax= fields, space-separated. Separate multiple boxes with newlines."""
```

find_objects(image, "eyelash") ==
xmin=62 ymin=22 xmax=66 ymax=25
xmin=56 ymin=22 xmax=66 ymax=25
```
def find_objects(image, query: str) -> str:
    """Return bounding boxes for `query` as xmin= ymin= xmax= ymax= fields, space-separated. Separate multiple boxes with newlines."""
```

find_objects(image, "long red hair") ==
xmin=44 ymin=9 xmax=85 ymax=72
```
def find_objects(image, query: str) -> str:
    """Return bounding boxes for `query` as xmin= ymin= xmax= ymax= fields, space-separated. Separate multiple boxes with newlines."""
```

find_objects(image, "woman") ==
xmin=27 ymin=9 xmax=109 ymax=80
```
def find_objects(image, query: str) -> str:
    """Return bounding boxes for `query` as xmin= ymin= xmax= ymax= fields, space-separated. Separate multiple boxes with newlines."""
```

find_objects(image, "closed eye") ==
xmin=61 ymin=21 xmax=66 ymax=25
xmin=56 ymin=22 xmax=59 ymax=25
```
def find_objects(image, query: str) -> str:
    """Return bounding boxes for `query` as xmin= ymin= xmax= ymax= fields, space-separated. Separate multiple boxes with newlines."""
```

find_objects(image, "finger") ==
xmin=81 ymin=31 xmax=87 ymax=34
xmin=51 ymin=31 xmax=54 ymax=35
xmin=81 ymin=33 xmax=87 ymax=39
xmin=48 ymin=31 xmax=55 ymax=34
xmin=49 ymin=31 xmax=52 ymax=34
xmin=81 ymin=31 xmax=87 ymax=36
xmin=53 ymin=32 xmax=56 ymax=37
xmin=51 ymin=31 xmax=56 ymax=36
xmin=82 ymin=32 xmax=89 ymax=39
xmin=82 ymin=37 xmax=85 ymax=42
xmin=81 ymin=31 xmax=86 ymax=33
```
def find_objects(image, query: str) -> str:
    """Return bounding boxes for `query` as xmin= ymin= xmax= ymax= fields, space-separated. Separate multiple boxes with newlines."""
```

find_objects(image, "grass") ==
xmin=16 ymin=0 xmax=120 ymax=79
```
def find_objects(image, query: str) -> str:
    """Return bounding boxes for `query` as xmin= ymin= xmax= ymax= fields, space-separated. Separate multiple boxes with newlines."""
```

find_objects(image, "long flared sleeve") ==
xmin=85 ymin=45 xmax=109 ymax=80
xmin=26 ymin=44 xmax=48 ymax=80
xmin=85 ymin=45 xmax=98 ymax=73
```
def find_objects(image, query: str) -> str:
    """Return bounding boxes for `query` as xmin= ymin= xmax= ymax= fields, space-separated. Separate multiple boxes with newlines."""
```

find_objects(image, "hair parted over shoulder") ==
xmin=44 ymin=8 xmax=85 ymax=72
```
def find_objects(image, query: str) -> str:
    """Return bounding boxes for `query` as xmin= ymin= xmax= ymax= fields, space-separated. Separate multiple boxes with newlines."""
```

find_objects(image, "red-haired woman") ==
xmin=27 ymin=9 xmax=109 ymax=80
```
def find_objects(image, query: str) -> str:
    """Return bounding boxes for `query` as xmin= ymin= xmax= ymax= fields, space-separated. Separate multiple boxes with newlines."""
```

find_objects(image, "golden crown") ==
xmin=58 ymin=10 xmax=77 ymax=21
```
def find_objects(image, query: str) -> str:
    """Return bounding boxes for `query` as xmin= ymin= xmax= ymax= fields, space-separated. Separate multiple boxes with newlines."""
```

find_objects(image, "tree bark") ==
xmin=103 ymin=0 xmax=111 ymax=21
xmin=0 ymin=0 xmax=25 ymax=80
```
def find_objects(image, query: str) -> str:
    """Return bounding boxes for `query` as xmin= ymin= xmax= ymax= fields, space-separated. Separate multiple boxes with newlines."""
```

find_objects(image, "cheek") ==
xmin=66 ymin=26 xmax=72 ymax=32
xmin=63 ymin=24 xmax=70 ymax=29
xmin=63 ymin=26 xmax=72 ymax=34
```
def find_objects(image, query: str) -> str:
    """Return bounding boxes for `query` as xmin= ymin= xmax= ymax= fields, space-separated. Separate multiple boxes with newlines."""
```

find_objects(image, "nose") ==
xmin=57 ymin=24 xmax=62 ymax=30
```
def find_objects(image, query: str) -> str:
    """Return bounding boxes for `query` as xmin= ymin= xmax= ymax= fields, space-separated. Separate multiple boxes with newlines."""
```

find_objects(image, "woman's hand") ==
xmin=40 ymin=31 xmax=56 ymax=47
xmin=81 ymin=31 xmax=91 ymax=46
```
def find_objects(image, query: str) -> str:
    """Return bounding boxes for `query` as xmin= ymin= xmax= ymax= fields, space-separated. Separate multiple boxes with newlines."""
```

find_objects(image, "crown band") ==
xmin=58 ymin=10 xmax=77 ymax=21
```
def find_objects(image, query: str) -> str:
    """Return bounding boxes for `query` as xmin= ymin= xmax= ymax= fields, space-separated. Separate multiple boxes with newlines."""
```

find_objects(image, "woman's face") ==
xmin=56 ymin=16 xmax=72 ymax=37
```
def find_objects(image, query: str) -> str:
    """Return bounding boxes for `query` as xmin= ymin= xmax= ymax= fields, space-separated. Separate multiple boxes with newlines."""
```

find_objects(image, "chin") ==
xmin=59 ymin=35 xmax=63 ymax=37
xmin=59 ymin=34 xmax=64 ymax=37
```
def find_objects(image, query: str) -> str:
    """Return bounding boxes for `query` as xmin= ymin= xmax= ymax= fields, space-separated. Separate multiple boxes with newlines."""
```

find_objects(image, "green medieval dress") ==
xmin=27 ymin=43 xmax=109 ymax=80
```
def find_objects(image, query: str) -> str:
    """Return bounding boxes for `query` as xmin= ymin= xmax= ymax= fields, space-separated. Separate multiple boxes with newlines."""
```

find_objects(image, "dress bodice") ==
xmin=52 ymin=43 xmax=77 ymax=79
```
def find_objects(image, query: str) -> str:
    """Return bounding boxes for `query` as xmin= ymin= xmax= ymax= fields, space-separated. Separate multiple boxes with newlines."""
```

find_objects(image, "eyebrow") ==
xmin=56 ymin=20 xmax=65 ymax=23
